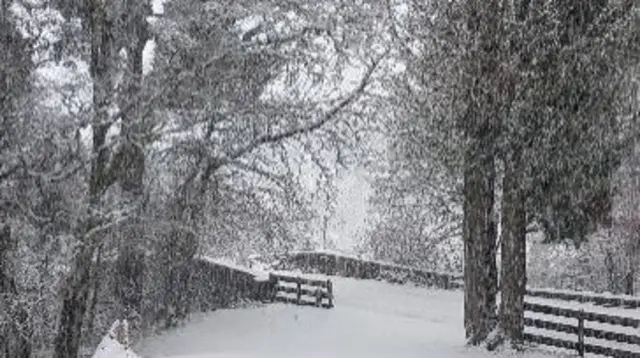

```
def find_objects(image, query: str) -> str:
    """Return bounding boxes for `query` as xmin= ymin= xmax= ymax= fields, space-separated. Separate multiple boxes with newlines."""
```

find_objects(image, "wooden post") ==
xmin=443 ymin=274 xmax=450 ymax=290
xmin=327 ymin=279 xmax=334 ymax=308
xmin=577 ymin=309 xmax=584 ymax=357
xmin=269 ymin=274 xmax=278 ymax=302
xmin=296 ymin=277 xmax=302 ymax=305
xmin=315 ymin=288 xmax=322 ymax=307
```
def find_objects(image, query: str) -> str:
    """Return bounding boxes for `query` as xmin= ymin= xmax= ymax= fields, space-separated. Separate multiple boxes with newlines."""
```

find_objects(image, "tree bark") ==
xmin=463 ymin=132 xmax=496 ymax=345
xmin=499 ymin=148 xmax=527 ymax=344
xmin=624 ymin=269 xmax=634 ymax=296
xmin=486 ymin=171 xmax=498 ymax=333
xmin=115 ymin=0 xmax=150 ymax=322
xmin=0 ymin=222 xmax=31 ymax=358
xmin=85 ymin=244 xmax=103 ymax=335
xmin=53 ymin=249 xmax=92 ymax=357
xmin=54 ymin=1 xmax=115 ymax=356
xmin=624 ymin=247 xmax=636 ymax=295
xmin=624 ymin=229 xmax=640 ymax=296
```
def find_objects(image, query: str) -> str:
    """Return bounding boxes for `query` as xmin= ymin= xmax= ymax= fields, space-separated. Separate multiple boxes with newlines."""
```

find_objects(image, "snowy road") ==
xmin=137 ymin=275 xmax=567 ymax=358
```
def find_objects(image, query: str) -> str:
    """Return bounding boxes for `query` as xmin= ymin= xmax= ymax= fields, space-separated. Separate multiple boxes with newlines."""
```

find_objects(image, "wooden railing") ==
xmin=526 ymin=288 xmax=640 ymax=309
xmin=272 ymin=250 xmax=462 ymax=290
xmin=378 ymin=263 xmax=463 ymax=290
xmin=269 ymin=273 xmax=334 ymax=309
xmin=523 ymin=302 xmax=640 ymax=357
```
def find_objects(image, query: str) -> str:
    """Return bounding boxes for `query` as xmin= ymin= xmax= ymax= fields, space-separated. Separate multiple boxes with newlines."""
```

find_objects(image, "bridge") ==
xmin=91 ymin=251 xmax=640 ymax=358
xmin=135 ymin=274 xmax=558 ymax=358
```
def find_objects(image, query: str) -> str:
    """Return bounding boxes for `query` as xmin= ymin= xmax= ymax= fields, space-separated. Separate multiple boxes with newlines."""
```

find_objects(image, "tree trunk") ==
xmin=624 ymin=270 xmax=634 ymax=296
xmin=624 ymin=232 xmax=639 ymax=296
xmin=624 ymin=251 xmax=635 ymax=295
xmin=53 ymin=244 xmax=93 ymax=358
xmin=54 ymin=2 xmax=115 ymax=356
xmin=1 ymin=218 xmax=32 ymax=358
xmin=116 ymin=242 xmax=145 ymax=315
xmin=85 ymin=245 xmax=103 ymax=335
xmin=486 ymin=183 xmax=498 ymax=333
xmin=114 ymin=0 xmax=150 ymax=321
xmin=463 ymin=133 xmax=496 ymax=345
xmin=499 ymin=149 xmax=527 ymax=344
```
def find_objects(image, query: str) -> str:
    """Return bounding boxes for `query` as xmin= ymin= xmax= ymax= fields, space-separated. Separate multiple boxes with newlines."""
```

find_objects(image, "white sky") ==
xmin=331 ymin=167 xmax=372 ymax=251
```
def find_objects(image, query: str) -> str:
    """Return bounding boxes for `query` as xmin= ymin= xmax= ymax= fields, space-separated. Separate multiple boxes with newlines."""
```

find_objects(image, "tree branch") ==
xmin=219 ymin=52 xmax=387 ymax=166
xmin=228 ymin=161 xmax=288 ymax=190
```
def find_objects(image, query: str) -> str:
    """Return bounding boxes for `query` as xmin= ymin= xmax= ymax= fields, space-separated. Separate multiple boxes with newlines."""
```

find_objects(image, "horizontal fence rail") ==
xmin=524 ymin=302 xmax=640 ymax=357
xmin=270 ymin=251 xmax=463 ymax=290
xmin=269 ymin=273 xmax=334 ymax=309
xmin=525 ymin=302 xmax=640 ymax=327
xmin=526 ymin=288 xmax=640 ymax=309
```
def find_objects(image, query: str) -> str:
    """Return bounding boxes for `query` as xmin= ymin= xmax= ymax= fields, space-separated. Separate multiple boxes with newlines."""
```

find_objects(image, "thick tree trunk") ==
xmin=54 ymin=2 xmax=114 ymax=356
xmin=115 ymin=0 xmax=149 ymax=321
xmin=116 ymin=242 xmax=145 ymax=314
xmin=54 ymin=216 xmax=103 ymax=358
xmin=463 ymin=134 xmax=496 ymax=345
xmin=53 ymin=251 xmax=92 ymax=357
xmin=85 ymin=245 xmax=103 ymax=335
xmin=461 ymin=3 xmax=501 ymax=344
xmin=499 ymin=149 xmax=527 ymax=344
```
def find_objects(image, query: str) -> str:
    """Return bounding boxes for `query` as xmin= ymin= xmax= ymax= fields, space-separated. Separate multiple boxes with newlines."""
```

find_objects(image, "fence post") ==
xmin=269 ymin=274 xmax=278 ymax=302
xmin=315 ymin=287 xmax=322 ymax=307
xmin=577 ymin=309 xmax=584 ymax=357
xmin=327 ymin=279 xmax=333 ymax=308
xmin=296 ymin=277 xmax=302 ymax=305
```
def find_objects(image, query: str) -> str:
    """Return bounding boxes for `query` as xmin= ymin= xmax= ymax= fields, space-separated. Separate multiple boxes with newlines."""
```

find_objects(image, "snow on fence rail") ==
xmin=269 ymin=273 xmax=334 ymax=309
xmin=272 ymin=251 xmax=463 ymax=290
xmin=526 ymin=288 xmax=640 ymax=309
xmin=523 ymin=302 xmax=640 ymax=357
xmin=191 ymin=256 xmax=274 ymax=308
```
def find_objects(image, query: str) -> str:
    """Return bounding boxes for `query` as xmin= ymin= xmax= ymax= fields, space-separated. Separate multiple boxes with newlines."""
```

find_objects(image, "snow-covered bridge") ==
xmin=134 ymin=274 xmax=561 ymax=358
xmin=91 ymin=255 xmax=640 ymax=358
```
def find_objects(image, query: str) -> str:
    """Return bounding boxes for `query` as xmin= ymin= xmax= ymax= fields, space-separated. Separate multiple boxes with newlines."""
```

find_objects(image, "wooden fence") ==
xmin=526 ymin=288 xmax=640 ymax=309
xmin=273 ymin=251 xmax=462 ymax=290
xmin=187 ymin=258 xmax=334 ymax=312
xmin=187 ymin=257 xmax=274 ymax=313
xmin=523 ymin=302 xmax=640 ymax=357
xmin=269 ymin=273 xmax=334 ymax=309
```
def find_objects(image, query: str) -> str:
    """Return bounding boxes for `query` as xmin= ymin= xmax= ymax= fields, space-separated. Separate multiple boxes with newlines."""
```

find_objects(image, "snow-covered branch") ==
xmin=220 ymin=51 xmax=387 ymax=166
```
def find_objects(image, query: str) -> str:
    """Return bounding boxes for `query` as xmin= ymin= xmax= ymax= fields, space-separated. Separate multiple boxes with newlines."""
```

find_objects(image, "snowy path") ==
xmin=137 ymin=275 xmax=566 ymax=358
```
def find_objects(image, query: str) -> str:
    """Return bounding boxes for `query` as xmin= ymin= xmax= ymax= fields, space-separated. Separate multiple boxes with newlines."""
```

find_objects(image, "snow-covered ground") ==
xmin=92 ymin=320 xmax=140 ymax=358
xmin=136 ymin=274 xmax=567 ymax=358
